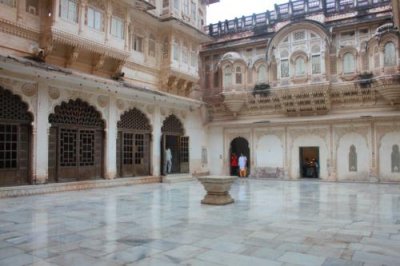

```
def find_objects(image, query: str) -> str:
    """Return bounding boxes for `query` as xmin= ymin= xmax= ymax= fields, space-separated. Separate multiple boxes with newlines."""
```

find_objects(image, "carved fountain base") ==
xmin=197 ymin=176 xmax=237 ymax=205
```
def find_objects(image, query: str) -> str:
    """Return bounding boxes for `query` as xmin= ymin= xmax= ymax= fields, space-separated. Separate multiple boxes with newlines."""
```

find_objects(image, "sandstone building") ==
xmin=0 ymin=0 xmax=399 ymax=188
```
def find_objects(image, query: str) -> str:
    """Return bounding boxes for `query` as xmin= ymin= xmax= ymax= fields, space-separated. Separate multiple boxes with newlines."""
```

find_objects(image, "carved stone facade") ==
xmin=202 ymin=0 xmax=400 ymax=182
xmin=0 ymin=0 xmax=217 ymax=187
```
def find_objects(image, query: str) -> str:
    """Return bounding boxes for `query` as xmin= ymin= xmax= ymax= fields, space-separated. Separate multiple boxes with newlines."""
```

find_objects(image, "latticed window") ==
xmin=312 ymin=55 xmax=321 ymax=74
xmin=294 ymin=31 xmax=305 ymax=41
xmin=343 ymin=53 xmax=355 ymax=74
xmin=384 ymin=42 xmax=396 ymax=67
xmin=135 ymin=134 xmax=144 ymax=164
xmin=235 ymin=66 xmax=243 ymax=84
xmin=180 ymin=137 xmax=189 ymax=163
xmin=49 ymin=99 xmax=104 ymax=128
xmin=60 ymin=0 xmax=78 ymax=22
xmin=0 ymin=125 xmax=17 ymax=169
xmin=123 ymin=133 xmax=133 ymax=164
xmin=162 ymin=115 xmax=184 ymax=135
xmin=79 ymin=130 xmax=94 ymax=166
xmin=60 ymin=129 xmax=77 ymax=167
xmin=118 ymin=108 xmax=151 ymax=131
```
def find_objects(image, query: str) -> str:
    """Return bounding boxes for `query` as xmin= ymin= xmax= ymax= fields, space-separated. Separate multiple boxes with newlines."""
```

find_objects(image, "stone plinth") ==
xmin=197 ymin=176 xmax=237 ymax=205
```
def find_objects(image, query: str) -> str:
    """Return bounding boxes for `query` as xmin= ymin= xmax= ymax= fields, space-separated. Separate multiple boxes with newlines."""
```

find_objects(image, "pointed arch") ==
xmin=0 ymin=86 xmax=33 ymax=187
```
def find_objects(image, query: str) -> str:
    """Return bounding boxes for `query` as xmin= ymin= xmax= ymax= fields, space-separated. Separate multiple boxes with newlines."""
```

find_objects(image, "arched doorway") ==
xmin=230 ymin=137 xmax=250 ymax=176
xmin=161 ymin=115 xmax=189 ymax=175
xmin=117 ymin=108 xmax=151 ymax=177
xmin=0 ymin=87 xmax=33 ymax=187
xmin=48 ymin=99 xmax=104 ymax=183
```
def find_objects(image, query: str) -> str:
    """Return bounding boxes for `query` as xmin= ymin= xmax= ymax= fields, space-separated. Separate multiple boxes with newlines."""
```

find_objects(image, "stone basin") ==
xmin=197 ymin=176 xmax=237 ymax=205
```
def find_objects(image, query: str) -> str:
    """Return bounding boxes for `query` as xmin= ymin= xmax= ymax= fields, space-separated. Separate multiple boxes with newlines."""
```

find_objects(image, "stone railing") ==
xmin=205 ymin=0 xmax=391 ymax=37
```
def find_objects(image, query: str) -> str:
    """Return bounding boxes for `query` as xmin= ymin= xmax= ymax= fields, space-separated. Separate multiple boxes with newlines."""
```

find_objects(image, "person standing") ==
xmin=230 ymin=153 xmax=238 ymax=176
xmin=165 ymin=147 xmax=172 ymax=174
xmin=238 ymin=153 xmax=247 ymax=178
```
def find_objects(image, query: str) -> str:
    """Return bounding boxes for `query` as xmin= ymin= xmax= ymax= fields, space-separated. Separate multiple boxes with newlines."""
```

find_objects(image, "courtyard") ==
xmin=0 ymin=180 xmax=399 ymax=266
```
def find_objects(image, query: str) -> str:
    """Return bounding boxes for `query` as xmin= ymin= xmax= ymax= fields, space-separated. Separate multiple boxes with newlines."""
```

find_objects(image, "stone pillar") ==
xmin=78 ymin=0 xmax=87 ymax=33
xmin=16 ymin=0 xmax=24 ymax=22
xmin=52 ymin=0 xmax=59 ymax=23
xmin=151 ymin=106 xmax=162 ymax=176
xmin=105 ymin=1 xmax=112 ymax=42
xmin=393 ymin=0 xmax=400 ymax=28
xmin=32 ymin=82 xmax=49 ymax=184
xmin=124 ymin=13 xmax=131 ymax=50
xmin=104 ymin=96 xmax=118 ymax=179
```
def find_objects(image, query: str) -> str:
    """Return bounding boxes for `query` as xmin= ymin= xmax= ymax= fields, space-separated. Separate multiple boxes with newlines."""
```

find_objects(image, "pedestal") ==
xmin=197 ymin=176 xmax=237 ymax=205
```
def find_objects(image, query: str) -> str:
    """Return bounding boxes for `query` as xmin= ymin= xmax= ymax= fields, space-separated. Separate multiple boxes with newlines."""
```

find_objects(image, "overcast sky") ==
xmin=207 ymin=0 xmax=288 ymax=24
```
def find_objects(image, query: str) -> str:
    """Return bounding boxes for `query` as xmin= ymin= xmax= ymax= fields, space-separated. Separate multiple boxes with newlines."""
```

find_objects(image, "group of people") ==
xmin=302 ymin=158 xmax=319 ymax=178
xmin=230 ymin=153 xmax=248 ymax=177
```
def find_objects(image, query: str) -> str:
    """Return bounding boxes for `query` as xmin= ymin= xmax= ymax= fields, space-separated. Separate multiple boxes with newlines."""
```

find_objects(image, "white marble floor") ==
xmin=0 ymin=179 xmax=400 ymax=266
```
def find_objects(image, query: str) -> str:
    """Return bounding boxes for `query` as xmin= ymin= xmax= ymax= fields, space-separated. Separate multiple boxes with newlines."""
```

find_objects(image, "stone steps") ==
xmin=162 ymin=174 xmax=194 ymax=183
xmin=0 ymin=176 xmax=161 ymax=198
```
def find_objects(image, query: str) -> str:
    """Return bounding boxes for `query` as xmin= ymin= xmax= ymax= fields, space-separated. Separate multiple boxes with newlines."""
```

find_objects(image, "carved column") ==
xmin=370 ymin=121 xmax=378 ymax=179
xmin=16 ymin=0 xmax=24 ymax=22
xmin=151 ymin=106 xmax=162 ymax=176
xmin=52 ymin=0 xmax=60 ymax=22
xmin=105 ymin=96 xmax=118 ymax=179
xmin=124 ymin=12 xmax=131 ymax=50
xmin=32 ymin=82 xmax=49 ymax=184
xmin=78 ymin=0 xmax=88 ymax=33
xmin=105 ymin=2 xmax=112 ymax=42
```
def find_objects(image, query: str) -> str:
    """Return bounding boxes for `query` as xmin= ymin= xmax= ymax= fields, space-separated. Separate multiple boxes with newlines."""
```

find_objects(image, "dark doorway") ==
xmin=230 ymin=137 xmax=250 ymax=176
xmin=48 ymin=99 xmax=104 ymax=183
xmin=0 ymin=87 xmax=33 ymax=187
xmin=299 ymin=147 xmax=320 ymax=178
xmin=160 ymin=115 xmax=189 ymax=175
xmin=117 ymin=108 xmax=151 ymax=177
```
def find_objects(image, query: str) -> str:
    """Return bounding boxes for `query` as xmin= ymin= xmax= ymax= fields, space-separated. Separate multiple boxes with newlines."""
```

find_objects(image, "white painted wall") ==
xmin=185 ymin=110 xmax=209 ymax=174
xmin=208 ymin=126 xmax=224 ymax=175
xmin=379 ymin=132 xmax=400 ymax=182
xmin=255 ymin=135 xmax=283 ymax=168
xmin=337 ymin=133 xmax=370 ymax=181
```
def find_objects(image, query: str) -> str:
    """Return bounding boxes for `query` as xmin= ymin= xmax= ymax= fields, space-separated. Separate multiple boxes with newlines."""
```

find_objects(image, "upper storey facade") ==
xmin=0 ymin=0 xmax=218 ymax=98
xmin=201 ymin=0 xmax=400 ymax=118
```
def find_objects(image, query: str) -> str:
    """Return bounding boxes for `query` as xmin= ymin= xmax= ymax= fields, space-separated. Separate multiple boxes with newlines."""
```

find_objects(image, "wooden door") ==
xmin=180 ymin=136 xmax=189 ymax=173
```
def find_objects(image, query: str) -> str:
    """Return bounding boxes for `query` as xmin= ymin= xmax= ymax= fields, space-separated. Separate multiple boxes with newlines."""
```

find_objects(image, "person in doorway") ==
xmin=230 ymin=153 xmax=238 ymax=176
xmin=165 ymin=147 xmax=172 ymax=174
xmin=238 ymin=153 xmax=247 ymax=178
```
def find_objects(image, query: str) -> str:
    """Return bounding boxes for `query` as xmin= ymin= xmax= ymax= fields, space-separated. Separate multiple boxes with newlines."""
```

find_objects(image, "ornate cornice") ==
xmin=51 ymin=28 xmax=130 ymax=61
xmin=0 ymin=17 xmax=40 ymax=41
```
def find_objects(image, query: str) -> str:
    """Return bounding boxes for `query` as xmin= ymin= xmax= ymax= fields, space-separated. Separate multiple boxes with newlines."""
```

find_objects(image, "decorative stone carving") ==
xmin=97 ymin=95 xmax=108 ymax=108
xmin=48 ymin=87 xmax=60 ymax=100
xmin=116 ymin=99 xmax=125 ymax=110
xmin=146 ymin=105 xmax=154 ymax=114
xmin=21 ymin=83 xmax=37 ymax=97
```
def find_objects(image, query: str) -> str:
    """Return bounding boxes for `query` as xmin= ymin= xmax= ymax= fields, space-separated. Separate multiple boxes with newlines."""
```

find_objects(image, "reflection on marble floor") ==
xmin=0 ymin=180 xmax=400 ymax=266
